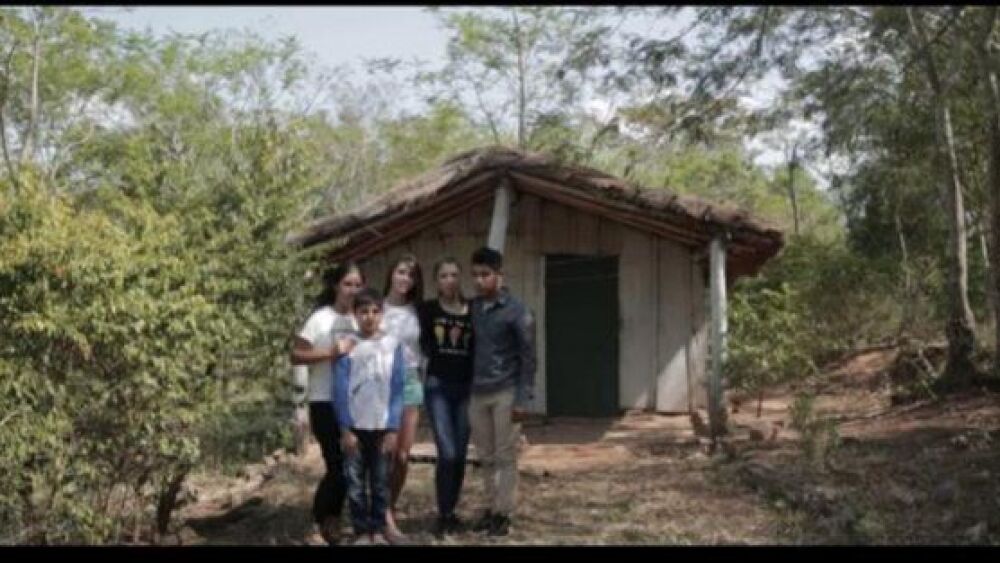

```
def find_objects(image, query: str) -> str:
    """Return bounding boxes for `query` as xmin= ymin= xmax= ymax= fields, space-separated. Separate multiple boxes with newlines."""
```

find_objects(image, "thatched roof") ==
xmin=287 ymin=146 xmax=784 ymax=277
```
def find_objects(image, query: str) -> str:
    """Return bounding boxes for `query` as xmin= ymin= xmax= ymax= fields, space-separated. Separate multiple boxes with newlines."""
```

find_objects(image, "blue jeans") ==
xmin=424 ymin=375 xmax=472 ymax=518
xmin=343 ymin=429 xmax=391 ymax=535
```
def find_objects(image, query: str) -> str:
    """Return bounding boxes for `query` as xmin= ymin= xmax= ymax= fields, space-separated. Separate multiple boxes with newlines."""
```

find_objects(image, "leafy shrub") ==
xmin=727 ymin=281 xmax=818 ymax=412
xmin=0 ymin=180 xmax=223 ymax=543
xmin=726 ymin=233 xmax=922 ymax=407
xmin=789 ymin=393 xmax=840 ymax=469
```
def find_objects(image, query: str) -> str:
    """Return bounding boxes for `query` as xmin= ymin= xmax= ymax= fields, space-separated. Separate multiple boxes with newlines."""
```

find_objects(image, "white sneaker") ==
xmin=352 ymin=534 xmax=373 ymax=545
xmin=372 ymin=532 xmax=390 ymax=545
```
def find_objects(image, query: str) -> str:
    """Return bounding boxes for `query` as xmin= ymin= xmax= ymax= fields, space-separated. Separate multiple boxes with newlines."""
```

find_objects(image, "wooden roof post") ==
xmin=487 ymin=175 xmax=513 ymax=253
xmin=709 ymin=233 xmax=730 ymax=442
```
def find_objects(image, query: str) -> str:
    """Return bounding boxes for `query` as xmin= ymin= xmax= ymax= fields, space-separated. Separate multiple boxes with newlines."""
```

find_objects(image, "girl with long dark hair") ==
xmin=290 ymin=261 xmax=364 ymax=545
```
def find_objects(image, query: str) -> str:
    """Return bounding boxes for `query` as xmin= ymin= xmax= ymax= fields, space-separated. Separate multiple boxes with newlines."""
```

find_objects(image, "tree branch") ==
xmin=899 ymin=6 xmax=965 ymax=86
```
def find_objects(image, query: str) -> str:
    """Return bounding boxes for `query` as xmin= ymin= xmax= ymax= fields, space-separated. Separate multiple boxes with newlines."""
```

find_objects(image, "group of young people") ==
xmin=290 ymin=246 xmax=536 ymax=545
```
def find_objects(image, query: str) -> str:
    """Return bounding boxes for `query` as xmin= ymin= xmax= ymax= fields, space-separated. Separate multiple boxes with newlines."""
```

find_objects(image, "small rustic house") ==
xmin=288 ymin=147 xmax=783 ymax=417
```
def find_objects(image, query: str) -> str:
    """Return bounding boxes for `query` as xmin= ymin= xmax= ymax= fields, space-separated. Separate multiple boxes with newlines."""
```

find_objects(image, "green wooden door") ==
xmin=545 ymin=254 xmax=619 ymax=417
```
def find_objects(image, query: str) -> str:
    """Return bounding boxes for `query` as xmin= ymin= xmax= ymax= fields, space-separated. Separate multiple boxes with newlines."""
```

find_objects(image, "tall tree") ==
xmin=971 ymin=6 xmax=1000 ymax=373
xmin=418 ymin=6 xmax=621 ymax=151
xmin=621 ymin=6 xmax=986 ymax=382
xmin=903 ymin=7 xmax=977 ymax=384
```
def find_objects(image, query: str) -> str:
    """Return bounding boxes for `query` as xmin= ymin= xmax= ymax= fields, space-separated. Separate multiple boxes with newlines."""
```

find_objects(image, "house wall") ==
xmin=358 ymin=190 xmax=709 ymax=415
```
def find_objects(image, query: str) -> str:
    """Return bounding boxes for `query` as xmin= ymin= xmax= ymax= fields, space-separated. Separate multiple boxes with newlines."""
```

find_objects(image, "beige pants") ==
xmin=468 ymin=386 xmax=520 ymax=516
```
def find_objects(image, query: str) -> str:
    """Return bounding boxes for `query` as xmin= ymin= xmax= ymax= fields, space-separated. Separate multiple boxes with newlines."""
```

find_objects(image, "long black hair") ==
xmin=383 ymin=253 xmax=424 ymax=305
xmin=314 ymin=260 xmax=364 ymax=311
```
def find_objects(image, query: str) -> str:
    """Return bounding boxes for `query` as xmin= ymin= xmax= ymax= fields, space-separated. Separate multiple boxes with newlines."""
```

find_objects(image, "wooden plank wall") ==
xmin=357 ymin=190 xmax=707 ymax=415
xmin=655 ymin=238 xmax=692 ymax=413
xmin=688 ymin=257 xmax=709 ymax=410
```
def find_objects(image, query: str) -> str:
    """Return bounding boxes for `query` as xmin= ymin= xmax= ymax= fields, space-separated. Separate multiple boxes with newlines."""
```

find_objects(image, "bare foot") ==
xmin=305 ymin=530 xmax=326 ymax=546
xmin=384 ymin=509 xmax=401 ymax=534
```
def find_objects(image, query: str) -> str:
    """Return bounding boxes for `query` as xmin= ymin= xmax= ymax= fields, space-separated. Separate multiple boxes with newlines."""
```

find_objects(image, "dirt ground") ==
xmin=725 ymin=349 xmax=1000 ymax=545
xmin=173 ymin=349 xmax=1000 ymax=545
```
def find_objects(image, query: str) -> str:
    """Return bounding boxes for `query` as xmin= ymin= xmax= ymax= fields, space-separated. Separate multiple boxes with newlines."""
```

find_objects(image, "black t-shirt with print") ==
xmin=418 ymin=298 xmax=473 ymax=383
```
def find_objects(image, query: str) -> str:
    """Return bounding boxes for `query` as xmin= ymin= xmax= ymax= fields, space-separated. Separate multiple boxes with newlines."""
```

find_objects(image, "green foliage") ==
xmin=5 ymin=4 xmax=999 ymax=544
xmin=199 ymin=395 xmax=294 ymax=475
xmin=421 ymin=7 xmax=621 ymax=148
xmin=752 ymin=235 xmax=911 ymax=353
xmin=789 ymin=393 xmax=840 ymax=469
xmin=727 ymin=282 xmax=818 ymax=399
xmin=375 ymin=101 xmax=489 ymax=185
xmin=0 ymin=12 xmax=330 ymax=543
xmin=0 ymin=180 xmax=221 ymax=543
xmin=726 ymin=233 xmax=919 ymax=406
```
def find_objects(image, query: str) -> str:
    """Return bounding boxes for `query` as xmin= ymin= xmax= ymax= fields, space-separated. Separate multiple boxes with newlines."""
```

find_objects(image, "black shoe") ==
xmin=446 ymin=513 xmax=465 ymax=534
xmin=486 ymin=513 xmax=510 ymax=537
xmin=433 ymin=513 xmax=465 ymax=538
xmin=472 ymin=510 xmax=494 ymax=533
xmin=432 ymin=516 xmax=449 ymax=539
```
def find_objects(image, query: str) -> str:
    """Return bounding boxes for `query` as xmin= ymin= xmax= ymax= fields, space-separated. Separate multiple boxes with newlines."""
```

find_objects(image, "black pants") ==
xmin=309 ymin=401 xmax=346 ymax=524
xmin=343 ymin=429 xmax=391 ymax=535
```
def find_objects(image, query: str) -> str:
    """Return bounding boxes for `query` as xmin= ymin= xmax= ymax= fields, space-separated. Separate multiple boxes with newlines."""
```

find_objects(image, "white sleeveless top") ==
xmin=380 ymin=301 xmax=424 ymax=373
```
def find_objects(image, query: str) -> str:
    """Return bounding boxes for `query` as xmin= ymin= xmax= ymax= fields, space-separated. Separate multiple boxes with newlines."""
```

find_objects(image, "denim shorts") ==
xmin=403 ymin=367 xmax=424 ymax=406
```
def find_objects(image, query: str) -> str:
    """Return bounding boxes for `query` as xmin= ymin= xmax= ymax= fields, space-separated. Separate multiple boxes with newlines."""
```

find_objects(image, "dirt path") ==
xmin=175 ymin=413 xmax=786 ymax=545
xmin=173 ymin=349 xmax=1000 ymax=545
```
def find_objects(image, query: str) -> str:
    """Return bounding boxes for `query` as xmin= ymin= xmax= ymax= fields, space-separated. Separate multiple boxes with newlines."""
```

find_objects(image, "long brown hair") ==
xmin=383 ymin=253 xmax=424 ymax=305
xmin=433 ymin=256 xmax=467 ymax=303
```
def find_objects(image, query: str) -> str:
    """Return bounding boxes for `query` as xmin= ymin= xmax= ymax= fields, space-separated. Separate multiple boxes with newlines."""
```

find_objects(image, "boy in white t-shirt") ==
xmin=291 ymin=263 xmax=363 ymax=545
xmin=332 ymin=288 xmax=406 ymax=545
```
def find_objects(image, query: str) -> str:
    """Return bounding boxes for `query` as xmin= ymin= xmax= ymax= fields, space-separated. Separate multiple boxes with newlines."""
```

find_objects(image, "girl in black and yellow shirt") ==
xmin=418 ymin=257 xmax=474 ymax=538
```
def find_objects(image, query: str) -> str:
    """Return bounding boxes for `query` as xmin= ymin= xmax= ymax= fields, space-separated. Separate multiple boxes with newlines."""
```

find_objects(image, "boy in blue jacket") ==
xmin=333 ymin=287 xmax=406 ymax=545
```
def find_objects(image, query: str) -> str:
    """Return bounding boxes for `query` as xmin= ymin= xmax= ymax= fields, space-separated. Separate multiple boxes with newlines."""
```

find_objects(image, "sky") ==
xmin=87 ymin=6 xmax=798 ymax=172
xmin=89 ymin=6 xmax=449 ymax=70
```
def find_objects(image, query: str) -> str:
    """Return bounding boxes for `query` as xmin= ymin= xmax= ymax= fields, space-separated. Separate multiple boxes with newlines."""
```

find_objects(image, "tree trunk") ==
xmin=981 ymin=227 xmax=996 ymax=331
xmin=907 ymin=8 xmax=977 ymax=386
xmin=20 ymin=11 xmax=41 ymax=165
xmin=154 ymin=467 xmax=190 ymax=540
xmin=979 ymin=9 xmax=1000 ymax=374
xmin=895 ymin=207 xmax=915 ymax=335
xmin=895 ymin=209 xmax=912 ymax=297
xmin=0 ymin=41 xmax=19 ymax=191
xmin=787 ymin=143 xmax=800 ymax=236
xmin=512 ymin=9 xmax=527 ymax=149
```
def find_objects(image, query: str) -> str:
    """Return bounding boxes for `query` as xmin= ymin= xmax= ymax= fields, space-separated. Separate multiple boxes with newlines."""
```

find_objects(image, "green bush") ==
xmin=0 ymin=180 xmax=223 ymax=543
xmin=727 ymin=281 xmax=818 ymax=408
xmin=199 ymin=396 xmax=295 ymax=475
xmin=789 ymin=393 xmax=840 ymax=469
xmin=726 ymin=233 xmax=923 ymax=406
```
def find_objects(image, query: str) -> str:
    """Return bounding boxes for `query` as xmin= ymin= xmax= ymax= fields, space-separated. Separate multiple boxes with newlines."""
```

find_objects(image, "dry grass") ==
xmin=172 ymin=348 xmax=1000 ymax=545
xmin=174 ymin=413 xmax=788 ymax=545
xmin=727 ymin=349 xmax=1000 ymax=545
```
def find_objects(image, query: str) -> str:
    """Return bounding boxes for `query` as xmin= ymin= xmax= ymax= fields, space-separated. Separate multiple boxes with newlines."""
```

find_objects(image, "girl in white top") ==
xmin=378 ymin=253 xmax=426 ymax=542
xmin=290 ymin=262 xmax=363 ymax=545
